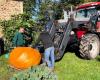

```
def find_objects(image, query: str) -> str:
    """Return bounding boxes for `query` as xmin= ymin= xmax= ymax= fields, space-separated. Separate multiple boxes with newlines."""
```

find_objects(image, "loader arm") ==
xmin=49 ymin=19 xmax=73 ymax=60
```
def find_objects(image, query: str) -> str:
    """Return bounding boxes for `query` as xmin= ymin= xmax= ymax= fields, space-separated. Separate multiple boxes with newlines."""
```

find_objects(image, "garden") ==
xmin=0 ymin=0 xmax=100 ymax=80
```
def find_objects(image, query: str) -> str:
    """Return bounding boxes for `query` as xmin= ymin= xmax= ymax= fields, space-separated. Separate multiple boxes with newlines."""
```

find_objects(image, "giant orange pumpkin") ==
xmin=9 ymin=47 xmax=41 ymax=69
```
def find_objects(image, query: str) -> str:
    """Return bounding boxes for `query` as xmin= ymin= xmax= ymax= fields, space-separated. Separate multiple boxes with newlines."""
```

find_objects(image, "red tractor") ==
xmin=49 ymin=2 xmax=100 ymax=60
xmin=74 ymin=2 xmax=100 ymax=59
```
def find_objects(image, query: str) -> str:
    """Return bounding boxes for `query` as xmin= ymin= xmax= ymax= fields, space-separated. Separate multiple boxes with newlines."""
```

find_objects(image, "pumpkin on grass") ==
xmin=9 ymin=47 xmax=41 ymax=69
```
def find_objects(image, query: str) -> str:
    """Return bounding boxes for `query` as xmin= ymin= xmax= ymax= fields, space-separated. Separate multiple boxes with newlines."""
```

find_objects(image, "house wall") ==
xmin=0 ymin=0 xmax=23 ymax=20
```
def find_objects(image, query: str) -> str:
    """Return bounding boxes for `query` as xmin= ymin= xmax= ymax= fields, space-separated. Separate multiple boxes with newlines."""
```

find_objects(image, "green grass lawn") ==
xmin=55 ymin=52 xmax=100 ymax=80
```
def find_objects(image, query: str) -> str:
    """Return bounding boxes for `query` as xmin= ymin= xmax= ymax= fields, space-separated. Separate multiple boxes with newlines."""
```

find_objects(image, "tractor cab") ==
xmin=74 ymin=2 xmax=100 ymax=22
xmin=73 ymin=2 xmax=100 ymax=39
xmin=73 ymin=1 xmax=100 ymax=28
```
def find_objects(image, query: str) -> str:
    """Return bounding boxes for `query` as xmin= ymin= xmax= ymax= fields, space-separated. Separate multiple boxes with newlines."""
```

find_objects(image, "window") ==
xmin=75 ymin=7 xmax=97 ymax=18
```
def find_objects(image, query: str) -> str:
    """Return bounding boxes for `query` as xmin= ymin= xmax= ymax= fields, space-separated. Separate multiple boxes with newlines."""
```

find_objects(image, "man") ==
xmin=45 ymin=16 xmax=53 ymax=32
xmin=89 ymin=12 xmax=98 ymax=31
xmin=12 ymin=27 xmax=25 ymax=47
xmin=0 ymin=32 xmax=4 ymax=55
xmin=36 ymin=30 xmax=55 ymax=70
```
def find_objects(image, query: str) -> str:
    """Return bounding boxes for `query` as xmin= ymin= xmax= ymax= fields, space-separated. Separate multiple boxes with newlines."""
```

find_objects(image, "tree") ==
xmin=91 ymin=0 xmax=99 ymax=1
xmin=23 ymin=0 xmax=35 ymax=18
xmin=61 ymin=0 xmax=84 ymax=5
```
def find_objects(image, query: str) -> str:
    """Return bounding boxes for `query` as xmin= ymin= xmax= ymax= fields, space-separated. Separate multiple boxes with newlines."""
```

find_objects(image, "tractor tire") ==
xmin=79 ymin=34 xmax=100 ymax=59
xmin=53 ymin=32 xmax=64 ymax=61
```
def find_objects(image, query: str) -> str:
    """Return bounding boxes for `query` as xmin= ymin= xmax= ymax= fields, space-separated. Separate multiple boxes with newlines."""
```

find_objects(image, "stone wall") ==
xmin=0 ymin=0 xmax=6 ymax=5
xmin=0 ymin=0 xmax=23 ymax=20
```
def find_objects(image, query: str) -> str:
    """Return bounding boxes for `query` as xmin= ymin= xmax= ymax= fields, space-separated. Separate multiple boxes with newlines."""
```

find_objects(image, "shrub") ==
xmin=0 ymin=14 xmax=43 ymax=51
xmin=10 ymin=63 xmax=58 ymax=80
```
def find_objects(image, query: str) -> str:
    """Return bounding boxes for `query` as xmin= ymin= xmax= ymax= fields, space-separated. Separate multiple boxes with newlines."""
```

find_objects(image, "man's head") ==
xmin=19 ymin=27 xmax=25 ymax=33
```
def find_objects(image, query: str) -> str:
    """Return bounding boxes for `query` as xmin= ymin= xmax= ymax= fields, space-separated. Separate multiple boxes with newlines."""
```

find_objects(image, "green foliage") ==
xmin=91 ymin=0 xmax=99 ymax=1
xmin=23 ymin=0 xmax=35 ymax=17
xmin=39 ymin=1 xmax=63 ymax=20
xmin=61 ymin=0 xmax=84 ymax=5
xmin=0 ymin=55 xmax=10 ymax=80
xmin=0 ymin=14 xmax=42 ymax=50
xmin=10 ymin=63 xmax=58 ymax=80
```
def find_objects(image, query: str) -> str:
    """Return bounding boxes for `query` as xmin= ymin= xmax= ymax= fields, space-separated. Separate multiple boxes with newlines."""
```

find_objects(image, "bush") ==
xmin=10 ymin=63 xmax=58 ymax=80
xmin=0 ymin=14 xmax=43 ymax=51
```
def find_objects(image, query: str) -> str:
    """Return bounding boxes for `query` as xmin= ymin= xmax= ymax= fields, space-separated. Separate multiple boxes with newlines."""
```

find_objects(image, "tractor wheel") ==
xmin=79 ymin=34 xmax=100 ymax=59
xmin=53 ymin=32 xmax=64 ymax=61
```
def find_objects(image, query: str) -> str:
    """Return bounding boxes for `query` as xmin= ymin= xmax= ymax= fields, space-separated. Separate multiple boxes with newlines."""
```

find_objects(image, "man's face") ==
xmin=20 ymin=28 xmax=25 ymax=33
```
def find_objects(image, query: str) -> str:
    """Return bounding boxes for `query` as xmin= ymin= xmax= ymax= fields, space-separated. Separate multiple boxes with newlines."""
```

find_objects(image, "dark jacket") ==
xmin=45 ymin=20 xmax=53 ymax=31
xmin=89 ymin=14 xmax=98 ymax=29
xmin=12 ymin=32 xmax=25 ymax=47
xmin=0 ymin=38 xmax=4 ymax=54
xmin=36 ymin=31 xmax=54 ymax=49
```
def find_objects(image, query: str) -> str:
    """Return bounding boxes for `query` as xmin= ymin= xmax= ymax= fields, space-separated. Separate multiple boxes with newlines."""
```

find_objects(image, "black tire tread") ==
xmin=79 ymin=33 xmax=100 ymax=59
